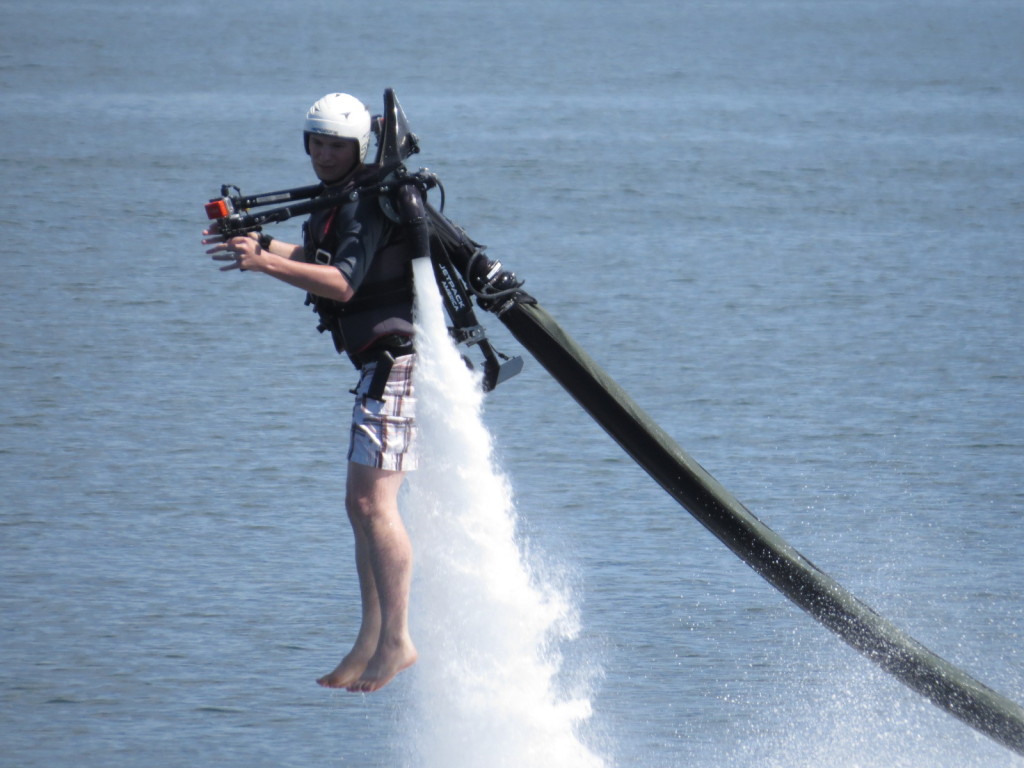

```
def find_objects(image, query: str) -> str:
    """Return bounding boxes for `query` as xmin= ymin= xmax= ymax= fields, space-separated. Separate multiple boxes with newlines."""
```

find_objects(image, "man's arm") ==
xmin=261 ymin=236 xmax=305 ymax=261
xmin=205 ymin=232 xmax=355 ymax=302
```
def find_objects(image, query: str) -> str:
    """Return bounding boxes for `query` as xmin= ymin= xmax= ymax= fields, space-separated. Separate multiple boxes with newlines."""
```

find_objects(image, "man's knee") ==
xmin=346 ymin=463 xmax=403 ymax=522
xmin=346 ymin=488 xmax=378 ymax=522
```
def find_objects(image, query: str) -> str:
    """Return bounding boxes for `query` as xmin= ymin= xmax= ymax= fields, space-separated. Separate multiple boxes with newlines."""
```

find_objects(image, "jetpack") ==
xmin=204 ymin=88 xmax=525 ymax=392
xmin=206 ymin=90 xmax=1024 ymax=755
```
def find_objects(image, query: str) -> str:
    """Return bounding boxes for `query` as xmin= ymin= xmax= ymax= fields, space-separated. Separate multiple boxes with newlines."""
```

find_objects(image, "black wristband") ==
xmin=257 ymin=233 xmax=273 ymax=249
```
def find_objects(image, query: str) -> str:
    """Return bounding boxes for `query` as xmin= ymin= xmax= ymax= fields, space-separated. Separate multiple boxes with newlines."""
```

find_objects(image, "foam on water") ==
xmin=401 ymin=256 xmax=605 ymax=768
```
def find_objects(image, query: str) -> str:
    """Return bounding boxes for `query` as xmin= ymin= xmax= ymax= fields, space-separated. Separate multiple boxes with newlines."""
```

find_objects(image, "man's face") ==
xmin=309 ymin=134 xmax=359 ymax=183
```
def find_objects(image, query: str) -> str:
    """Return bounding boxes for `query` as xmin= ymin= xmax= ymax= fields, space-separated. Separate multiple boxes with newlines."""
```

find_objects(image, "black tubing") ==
xmin=497 ymin=299 xmax=1024 ymax=756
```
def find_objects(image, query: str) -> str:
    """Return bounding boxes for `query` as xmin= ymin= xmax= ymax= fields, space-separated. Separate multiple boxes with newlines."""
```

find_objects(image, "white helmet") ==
xmin=303 ymin=93 xmax=372 ymax=161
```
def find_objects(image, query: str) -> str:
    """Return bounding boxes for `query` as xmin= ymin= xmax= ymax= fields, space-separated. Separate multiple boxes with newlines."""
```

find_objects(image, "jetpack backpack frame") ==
xmin=204 ymin=88 xmax=528 ymax=392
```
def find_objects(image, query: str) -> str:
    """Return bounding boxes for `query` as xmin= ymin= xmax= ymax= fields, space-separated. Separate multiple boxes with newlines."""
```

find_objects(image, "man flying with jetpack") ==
xmin=204 ymin=93 xmax=421 ymax=693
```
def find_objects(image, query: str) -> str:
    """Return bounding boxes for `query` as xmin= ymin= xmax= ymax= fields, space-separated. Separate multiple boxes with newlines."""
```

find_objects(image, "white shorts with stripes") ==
xmin=348 ymin=354 xmax=418 ymax=472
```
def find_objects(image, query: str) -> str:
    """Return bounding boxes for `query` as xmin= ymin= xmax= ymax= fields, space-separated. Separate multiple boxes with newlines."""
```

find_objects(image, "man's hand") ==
xmin=204 ymin=232 xmax=269 ymax=273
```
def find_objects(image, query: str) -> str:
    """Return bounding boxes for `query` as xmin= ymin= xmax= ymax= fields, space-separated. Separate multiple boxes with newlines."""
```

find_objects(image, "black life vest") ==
xmin=302 ymin=194 xmax=415 ymax=361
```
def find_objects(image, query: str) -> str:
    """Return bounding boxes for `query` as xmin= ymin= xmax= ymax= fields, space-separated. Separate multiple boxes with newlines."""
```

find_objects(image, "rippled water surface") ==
xmin=2 ymin=1 xmax=1022 ymax=766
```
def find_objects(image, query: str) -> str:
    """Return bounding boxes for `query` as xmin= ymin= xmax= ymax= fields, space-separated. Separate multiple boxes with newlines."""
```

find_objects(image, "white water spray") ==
xmin=401 ymin=257 xmax=605 ymax=768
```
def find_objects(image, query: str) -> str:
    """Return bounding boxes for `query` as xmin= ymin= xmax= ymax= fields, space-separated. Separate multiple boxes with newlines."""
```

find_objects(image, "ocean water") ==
xmin=2 ymin=0 xmax=1022 ymax=766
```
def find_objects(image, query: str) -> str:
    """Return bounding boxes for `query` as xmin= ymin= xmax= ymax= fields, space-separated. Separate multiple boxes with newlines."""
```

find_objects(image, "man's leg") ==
xmin=318 ymin=462 xmax=417 ymax=692
xmin=316 ymin=513 xmax=381 ymax=688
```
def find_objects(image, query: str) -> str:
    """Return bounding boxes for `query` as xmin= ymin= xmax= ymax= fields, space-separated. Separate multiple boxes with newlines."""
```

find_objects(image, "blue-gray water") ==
xmin=2 ymin=0 xmax=1022 ymax=766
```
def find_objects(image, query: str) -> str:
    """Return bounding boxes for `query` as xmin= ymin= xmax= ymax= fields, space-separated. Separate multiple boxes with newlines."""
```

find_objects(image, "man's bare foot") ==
xmin=317 ymin=650 xmax=373 ymax=689
xmin=346 ymin=638 xmax=418 ymax=693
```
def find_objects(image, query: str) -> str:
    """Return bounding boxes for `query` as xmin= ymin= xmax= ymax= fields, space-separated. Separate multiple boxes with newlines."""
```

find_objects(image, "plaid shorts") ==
xmin=348 ymin=354 xmax=418 ymax=472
